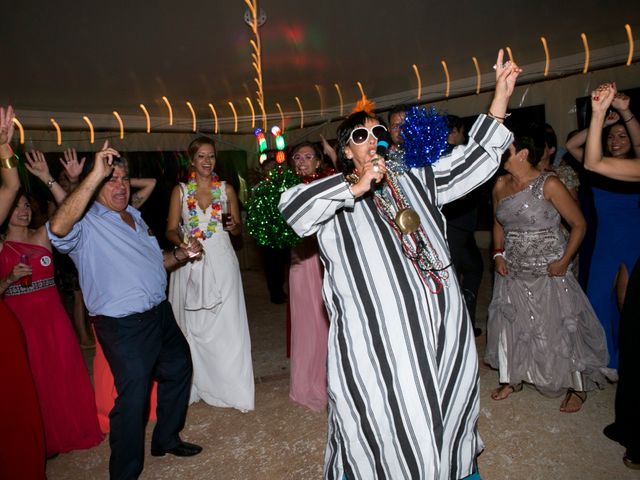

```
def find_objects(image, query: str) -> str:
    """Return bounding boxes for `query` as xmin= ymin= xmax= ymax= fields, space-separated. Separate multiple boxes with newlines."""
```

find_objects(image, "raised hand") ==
xmin=0 ymin=106 xmax=15 ymax=146
xmin=59 ymin=148 xmax=86 ymax=183
xmin=494 ymin=49 xmax=522 ymax=99
xmin=612 ymin=91 xmax=630 ymax=112
xmin=24 ymin=150 xmax=53 ymax=181
xmin=92 ymin=140 xmax=120 ymax=178
xmin=591 ymin=83 xmax=616 ymax=117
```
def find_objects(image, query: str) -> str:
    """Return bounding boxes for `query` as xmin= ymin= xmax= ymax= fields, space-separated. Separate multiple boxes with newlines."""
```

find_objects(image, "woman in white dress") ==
xmin=166 ymin=137 xmax=254 ymax=411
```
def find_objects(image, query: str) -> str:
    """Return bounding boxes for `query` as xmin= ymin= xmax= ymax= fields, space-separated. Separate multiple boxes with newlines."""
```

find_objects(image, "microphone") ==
xmin=371 ymin=130 xmax=392 ymax=191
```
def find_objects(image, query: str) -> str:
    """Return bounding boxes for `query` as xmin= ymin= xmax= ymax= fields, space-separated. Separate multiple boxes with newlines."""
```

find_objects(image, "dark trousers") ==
xmin=615 ymin=258 xmax=640 ymax=458
xmin=447 ymin=225 xmax=483 ymax=327
xmin=94 ymin=300 xmax=192 ymax=480
xmin=260 ymin=246 xmax=289 ymax=302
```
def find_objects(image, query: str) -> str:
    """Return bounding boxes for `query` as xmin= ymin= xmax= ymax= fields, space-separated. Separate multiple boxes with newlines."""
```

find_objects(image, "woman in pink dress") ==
xmin=0 ymin=161 xmax=103 ymax=456
xmin=288 ymin=142 xmax=334 ymax=411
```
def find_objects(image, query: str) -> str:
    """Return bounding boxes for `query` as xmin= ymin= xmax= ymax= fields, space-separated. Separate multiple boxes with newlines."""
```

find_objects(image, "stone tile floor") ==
xmin=48 ymin=262 xmax=637 ymax=479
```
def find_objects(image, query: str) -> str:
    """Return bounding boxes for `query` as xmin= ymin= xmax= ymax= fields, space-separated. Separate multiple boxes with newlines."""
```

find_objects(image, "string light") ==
xmin=412 ymin=64 xmax=422 ymax=101
xmin=11 ymin=118 xmax=24 ymax=144
xmin=540 ymin=37 xmax=550 ymax=77
xmin=471 ymin=57 xmax=481 ymax=95
xmin=139 ymin=104 xmax=151 ymax=133
xmin=295 ymin=96 xmax=304 ymax=129
xmin=581 ymin=33 xmax=590 ymax=74
xmin=186 ymin=101 xmax=197 ymax=132
xmin=246 ymin=97 xmax=256 ymax=129
xmin=314 ymin=84 xmax=324 ymax=118
xmin=245 ymin=0 xmax=266 ymax=130
xmin=208 ymin=103 xmax=219 ymax=134
xmin=161 ymin=96 xmax=173 ymax=126
xmin=275 ymin=102 xmax=285 ymax=131
xmin=440 ymin=60 xmax=450 ymax=98
xmin=505 ymin=47 xmax=515 ymax=64
xmin=112 ymin=111 xmax=124 ymax=139
xmin=334 ymin=83 xmax=344 ymax=117
xmin=82 ymin=116 xmax=95 ymax=144
xmin=228 ymin=101 xmax=238 ymax=133
xmin=625 ymin=24 xmax=634 ymax=66
xmin=50 ymin=118 xmax=62 ymax=146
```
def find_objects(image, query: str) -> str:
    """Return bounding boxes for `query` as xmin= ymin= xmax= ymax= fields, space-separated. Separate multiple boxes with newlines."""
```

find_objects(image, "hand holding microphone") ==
xmin=369 ymin=130 xmax=392 ymax=192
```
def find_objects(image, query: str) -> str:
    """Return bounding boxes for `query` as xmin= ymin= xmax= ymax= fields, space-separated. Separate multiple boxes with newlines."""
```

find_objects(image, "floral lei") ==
xmin=186 ymin=172 xmax=222 ymax=238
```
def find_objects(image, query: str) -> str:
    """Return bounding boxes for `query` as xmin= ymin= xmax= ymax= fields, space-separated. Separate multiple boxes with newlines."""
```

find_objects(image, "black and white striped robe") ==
xmin=279 ymin=115 xmax=512 ymax=480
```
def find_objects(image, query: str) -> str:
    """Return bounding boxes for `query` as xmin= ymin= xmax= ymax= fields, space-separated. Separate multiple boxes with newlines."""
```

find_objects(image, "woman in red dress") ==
xmin=0 ymin=183 xmax=103 ymax=455
xmin=0 ymin=105 xmax=46 ymax=478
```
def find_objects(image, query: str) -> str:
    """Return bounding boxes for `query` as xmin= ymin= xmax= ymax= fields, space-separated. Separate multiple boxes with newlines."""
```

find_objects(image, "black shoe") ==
xmin=623 ymin=451 xmax=640 ymax=470
xmin=151 ymin=441 xmax=203 ymax=457
xmin=603 ymin=423 xmax=622 ymax=443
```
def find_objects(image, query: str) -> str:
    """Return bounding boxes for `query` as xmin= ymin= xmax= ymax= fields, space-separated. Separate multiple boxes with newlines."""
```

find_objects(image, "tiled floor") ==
xmin=48 ymin=259 xmax=637 ymax=479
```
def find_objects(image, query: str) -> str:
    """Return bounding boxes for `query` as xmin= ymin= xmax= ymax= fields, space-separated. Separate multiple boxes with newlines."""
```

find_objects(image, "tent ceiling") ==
xmin=2 ymin=0 xmax=639 ymax=131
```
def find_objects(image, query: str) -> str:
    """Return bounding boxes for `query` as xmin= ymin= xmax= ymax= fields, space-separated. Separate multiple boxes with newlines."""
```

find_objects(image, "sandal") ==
xmin=559 ymin=389 xmax=587 ymax=413
xmin=491 ymin=383 xmax=523 ymax=401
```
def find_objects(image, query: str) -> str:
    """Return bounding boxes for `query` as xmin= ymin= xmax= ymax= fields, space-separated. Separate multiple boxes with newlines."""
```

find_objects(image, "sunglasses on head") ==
xmin=349 ymin=125 xmax=387 ymax=145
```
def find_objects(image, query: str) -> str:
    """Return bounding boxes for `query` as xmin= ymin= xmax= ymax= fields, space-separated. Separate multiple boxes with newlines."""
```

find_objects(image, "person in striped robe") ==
xmin=279 ymin=50 xmax=519 ymax=480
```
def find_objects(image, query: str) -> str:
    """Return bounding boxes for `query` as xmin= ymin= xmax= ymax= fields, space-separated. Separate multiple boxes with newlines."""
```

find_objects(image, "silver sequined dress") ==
xmin=485 ymin=172 xmax=609 ymax=396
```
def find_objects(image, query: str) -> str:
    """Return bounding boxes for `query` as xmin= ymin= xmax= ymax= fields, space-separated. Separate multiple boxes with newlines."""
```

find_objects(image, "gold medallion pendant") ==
xmin=394 ymin=208 xmax=420 ymax=234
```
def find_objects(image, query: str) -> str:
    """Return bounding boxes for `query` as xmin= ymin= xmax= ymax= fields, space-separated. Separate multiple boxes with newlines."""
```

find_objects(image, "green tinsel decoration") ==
xmin=246 ymin=166 xmax=301 ymax=249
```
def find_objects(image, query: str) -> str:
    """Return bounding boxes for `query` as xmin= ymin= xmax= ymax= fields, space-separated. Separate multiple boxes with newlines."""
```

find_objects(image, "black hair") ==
xmin=511 ymin=127 xmax=546 ymax=167
xmin=447 ymin=115 xmax=464 ymax=131
xmin=336 ymin=110 xmax=382 ymax=175
xmin=387 ymin=104 xmax=409 ymax=124
xmin=603 ymin=122 xmax=633 ymax=158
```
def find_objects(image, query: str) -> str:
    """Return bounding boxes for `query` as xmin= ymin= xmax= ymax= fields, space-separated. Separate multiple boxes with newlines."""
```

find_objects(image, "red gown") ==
xmin=93 ymin=326 xmax=158 ymax=433
xmin=0 ymin=241 xmax=103 ymax=456
xmin=0 ymin=300 xmax=46 ymax=479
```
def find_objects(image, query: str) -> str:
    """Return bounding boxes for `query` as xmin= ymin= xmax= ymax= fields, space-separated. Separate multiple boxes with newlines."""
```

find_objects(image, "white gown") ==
xmin=168 ymin=182 xmax=255 ymax=411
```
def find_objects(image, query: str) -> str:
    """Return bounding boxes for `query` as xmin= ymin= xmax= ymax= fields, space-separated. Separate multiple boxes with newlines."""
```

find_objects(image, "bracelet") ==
xmin=492 ymin=248 xmax=505 ymax=260
xmin=487 ymin=111 xmax=507 ymax=122
xmin=624 ymin=115 xmax=635 ymax=123
xmin=46 ymin=178 xmax=56 ymax=189
xmin=172 ymin=248 xmax=182 ymax=263
xmin=0 ymin=155 xmax=17 ymax=169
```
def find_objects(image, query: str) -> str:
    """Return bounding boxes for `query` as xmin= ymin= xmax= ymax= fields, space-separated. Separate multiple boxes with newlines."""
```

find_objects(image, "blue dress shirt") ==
xmin=47 ymin=202 xmax=167 ymax=317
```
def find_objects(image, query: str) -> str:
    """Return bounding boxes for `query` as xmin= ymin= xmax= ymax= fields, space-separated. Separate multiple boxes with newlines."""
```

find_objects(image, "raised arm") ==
xmin=59 ymin=148 xmax=86 ymax=191
xmin=130 ymin=177 xmax=157 ymax=209
xmin=612 ymin=90 xmax=640 ymax=157
xmin=585 ymin=84 xmax=640 ymax=182
xmin=24 ymin=150 xmax=67 ymax=205
xmin=279 ymin=173 xmax=355 ymax=237
xmin=566 ymin=111 xmax=619 ymax=163
xmin=49 ymin=141 xmax=120 ymax=237
xmin=0 ymin=106 xmax=19 ymax=223
xmin=320 ymin=134 xmax=338 ymax=168
xmin=432 ymin=49 xmax=517 ymax=205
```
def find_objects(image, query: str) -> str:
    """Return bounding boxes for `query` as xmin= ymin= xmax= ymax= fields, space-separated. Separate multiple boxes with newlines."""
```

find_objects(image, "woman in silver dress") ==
xmin=485 ymin=131 xmax=609 ymax=413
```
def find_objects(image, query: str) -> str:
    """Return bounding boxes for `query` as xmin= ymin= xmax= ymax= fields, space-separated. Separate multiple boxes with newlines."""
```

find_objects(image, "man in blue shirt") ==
xmin=48 ymin=141 xmax=203 ymax=480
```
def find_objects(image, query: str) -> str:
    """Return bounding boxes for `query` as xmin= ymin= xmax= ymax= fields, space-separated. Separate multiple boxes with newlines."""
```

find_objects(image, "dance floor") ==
xmin=47 ymin=254 xmax=635 ymax=479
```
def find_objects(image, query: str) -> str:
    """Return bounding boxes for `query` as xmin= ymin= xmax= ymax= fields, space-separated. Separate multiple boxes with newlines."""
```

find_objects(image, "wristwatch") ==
xmin=46 ymin=178 xmax=56 ymax=189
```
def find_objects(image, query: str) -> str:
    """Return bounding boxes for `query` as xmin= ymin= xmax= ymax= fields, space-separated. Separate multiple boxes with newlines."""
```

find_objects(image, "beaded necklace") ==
xmin=185 ymin=172 xmax=222 ymax=238
xmin=371 ymin=170 xmax=449 ymax=294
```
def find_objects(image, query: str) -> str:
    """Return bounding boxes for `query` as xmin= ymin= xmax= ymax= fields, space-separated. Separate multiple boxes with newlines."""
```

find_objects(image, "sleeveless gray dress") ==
xmin=485 ymin=173 xmax=609 ymax=396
